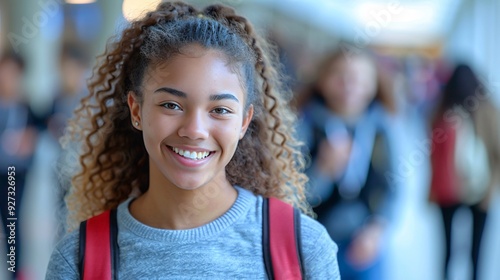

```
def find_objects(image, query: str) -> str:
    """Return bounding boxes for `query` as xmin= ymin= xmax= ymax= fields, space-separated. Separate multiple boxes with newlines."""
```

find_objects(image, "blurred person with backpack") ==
xmin=295 ymin=46 xmax=402 ymax=280
xmin=429 ymin=64 xmax=500 ymax=280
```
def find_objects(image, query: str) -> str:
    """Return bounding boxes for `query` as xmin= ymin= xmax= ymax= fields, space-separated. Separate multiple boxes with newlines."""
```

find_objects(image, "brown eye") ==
xmin=162 ymin=102 xmax=181 ymax=110
xmin=211 ymin=107 xmax=230 ymax=115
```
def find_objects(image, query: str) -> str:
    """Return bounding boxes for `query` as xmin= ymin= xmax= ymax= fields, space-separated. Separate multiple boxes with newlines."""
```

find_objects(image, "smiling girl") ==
xmin=45 ymin=2 xmax=339 ymax=279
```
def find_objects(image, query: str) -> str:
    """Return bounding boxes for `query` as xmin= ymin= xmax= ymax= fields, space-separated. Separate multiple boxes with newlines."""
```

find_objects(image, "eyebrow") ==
xmin=209 ymin=93 xmax=239 ymax=103
xmin=154 ymin=87 xmax=239 ymax=103
xmin=154 ymin=87 xmax=186 ymax=98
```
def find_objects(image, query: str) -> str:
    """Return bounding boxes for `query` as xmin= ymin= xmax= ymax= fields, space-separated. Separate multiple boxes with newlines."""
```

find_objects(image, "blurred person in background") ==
xmin=43 ymin=43 xmax=90 ymax=237
xmin=402 ymin=55 xmax=442 ymax=121
xmin=429 ymin=64 xmax=500 ymax=280
xmin=46 ymin=43 xmax=90 ymax=142
xmin=295 ymin=46 xmax=401 ymax=280
xmin=0 ymin=51 xmax=40 ymax=280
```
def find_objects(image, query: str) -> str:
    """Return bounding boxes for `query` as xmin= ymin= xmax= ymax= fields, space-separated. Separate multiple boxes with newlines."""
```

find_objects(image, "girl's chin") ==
xmin=167 ymin=178 xmax=207 ymax=191
xmin=174 ymin=185 xmax=204 ymax=191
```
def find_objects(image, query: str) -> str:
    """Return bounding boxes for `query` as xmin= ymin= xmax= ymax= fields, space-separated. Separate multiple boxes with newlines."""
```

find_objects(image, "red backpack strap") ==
xmin=262 ymin=197 xmax=304 ymax=280
xmin=78 ymin=209 xmax=119 ymax=280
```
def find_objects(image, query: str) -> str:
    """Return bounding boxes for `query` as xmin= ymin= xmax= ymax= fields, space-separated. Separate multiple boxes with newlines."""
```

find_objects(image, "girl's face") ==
xmin=319 ymin=55 xmax=377 ymax=118
xmin=128 ymin=45 xmax=253 ymax=192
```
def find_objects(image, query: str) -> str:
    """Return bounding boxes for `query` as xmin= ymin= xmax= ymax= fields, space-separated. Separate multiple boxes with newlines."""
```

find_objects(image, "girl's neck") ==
xmin=129 ymin=179 xmax=237 ymax=230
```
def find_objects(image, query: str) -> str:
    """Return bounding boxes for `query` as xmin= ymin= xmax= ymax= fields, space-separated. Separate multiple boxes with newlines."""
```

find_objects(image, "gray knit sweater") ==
xmin=45 ymin=186 xmax=340 ymax=279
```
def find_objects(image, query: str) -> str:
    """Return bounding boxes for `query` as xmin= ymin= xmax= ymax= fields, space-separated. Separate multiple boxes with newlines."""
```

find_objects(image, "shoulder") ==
xmin=299 ymin=213 xmax=341 ymax=279
xmin=259 ymin=196 xmax=340 ymax=279
xmin=299 ymin=213 xmax=337 ymax=257
xmin=45 ymin=229 xmax=80 ymax=279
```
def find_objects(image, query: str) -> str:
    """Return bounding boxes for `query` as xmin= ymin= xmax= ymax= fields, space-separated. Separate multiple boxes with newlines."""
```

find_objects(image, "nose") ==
xmin=178 ymin=110 xmax=209 ymax=140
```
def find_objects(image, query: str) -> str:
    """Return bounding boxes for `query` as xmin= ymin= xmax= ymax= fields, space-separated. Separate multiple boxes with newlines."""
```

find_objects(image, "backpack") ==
xmin=454 ymin=110 xmax=491 ymax=204
xmin=78 ymin=197 xmax=304 ymax=280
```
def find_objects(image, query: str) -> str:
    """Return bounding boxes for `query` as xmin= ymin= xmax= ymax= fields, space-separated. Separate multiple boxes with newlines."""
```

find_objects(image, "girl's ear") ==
xmin=240 ymin=104 xmax=254 ymax=139
xmin=127 ymin=91 xmax=142 ymax=130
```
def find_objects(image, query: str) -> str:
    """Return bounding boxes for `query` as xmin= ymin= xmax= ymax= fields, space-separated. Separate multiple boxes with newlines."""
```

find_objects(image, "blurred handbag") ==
xmin=454 ymin=109 xmax=490 ymax=204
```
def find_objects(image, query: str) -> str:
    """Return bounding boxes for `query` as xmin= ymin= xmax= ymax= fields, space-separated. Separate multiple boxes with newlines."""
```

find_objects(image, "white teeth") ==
xmin=170 ymin=147 xmax=210 ymax=160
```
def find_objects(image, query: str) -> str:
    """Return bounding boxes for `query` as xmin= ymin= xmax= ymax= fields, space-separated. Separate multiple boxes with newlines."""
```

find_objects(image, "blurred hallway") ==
xmin=1 ymin=107 xmax=499 ymax=280
xmin=1 ymin=1 xmax=500 ymax=279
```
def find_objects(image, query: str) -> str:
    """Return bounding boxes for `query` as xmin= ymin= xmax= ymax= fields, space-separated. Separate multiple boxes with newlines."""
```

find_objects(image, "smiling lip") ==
xmin=165 ymin=145 xmax=214 ymax=168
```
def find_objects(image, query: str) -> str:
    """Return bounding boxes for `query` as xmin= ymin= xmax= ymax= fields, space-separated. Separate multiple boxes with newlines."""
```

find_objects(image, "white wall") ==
xmin=444 ymin=0 xmax=500 ymax=106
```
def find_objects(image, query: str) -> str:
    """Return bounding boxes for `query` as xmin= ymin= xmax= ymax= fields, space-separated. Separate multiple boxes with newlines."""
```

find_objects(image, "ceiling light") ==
xmin=122 ymin=0 xmax=161 ymax=22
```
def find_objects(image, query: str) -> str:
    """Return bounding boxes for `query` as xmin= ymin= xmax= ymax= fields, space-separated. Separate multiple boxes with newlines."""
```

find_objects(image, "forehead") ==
xmin=141 ymin=46 xmax=246 ymax=98
xmin=333 ymin=55 xmax=373 ymax=68
xmin=324 ymin=56 xmax=376 ymax=79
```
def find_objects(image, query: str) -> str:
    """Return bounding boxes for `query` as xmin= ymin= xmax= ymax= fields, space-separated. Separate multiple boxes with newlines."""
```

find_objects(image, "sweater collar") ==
xmin=118 ymin=186 xmax=255 ymax=243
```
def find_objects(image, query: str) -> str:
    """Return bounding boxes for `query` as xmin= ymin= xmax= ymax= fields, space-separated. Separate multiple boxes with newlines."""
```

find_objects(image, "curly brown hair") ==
xmin=62 ymin=1 xmax=310 ymax=229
